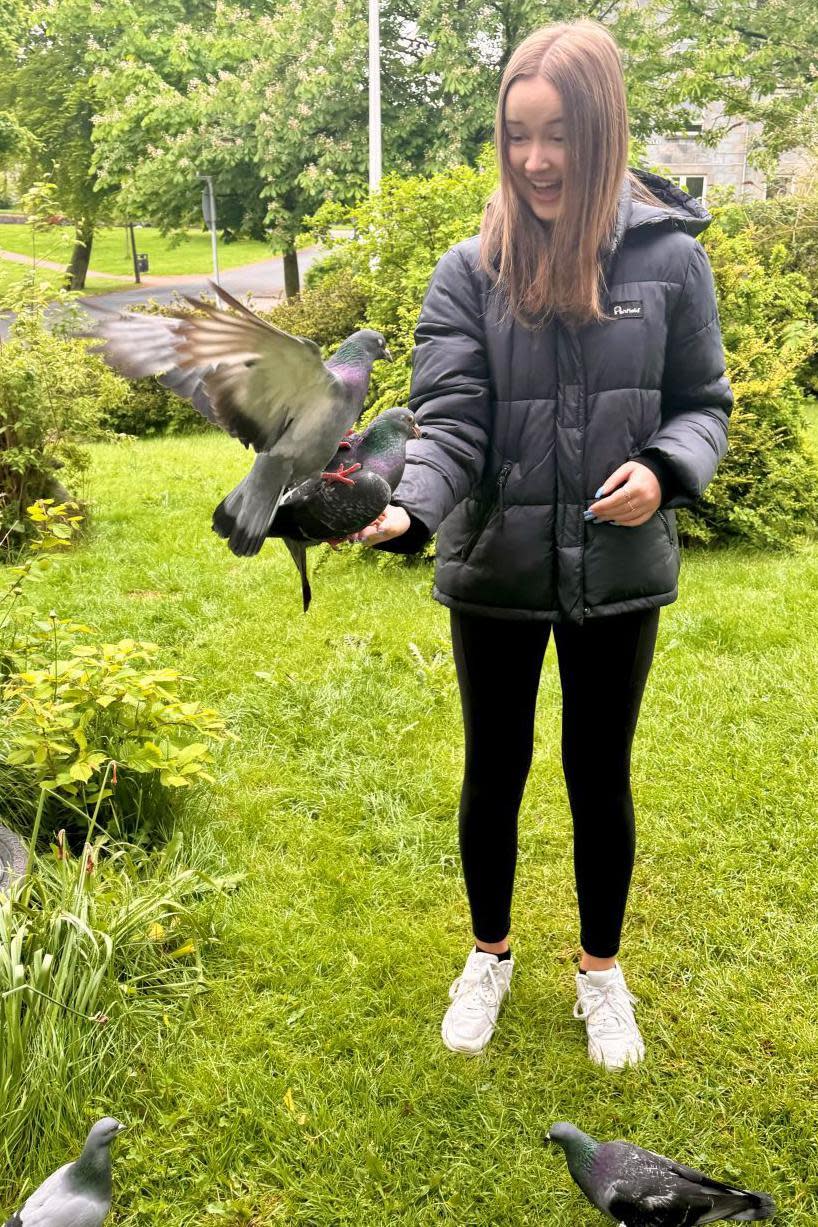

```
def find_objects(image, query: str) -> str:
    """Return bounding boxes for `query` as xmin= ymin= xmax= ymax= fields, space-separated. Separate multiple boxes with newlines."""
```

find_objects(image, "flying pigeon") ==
xmin=546 ymin=1122 xmax=776 ymax=1226
xmin=3 ymin=1117 xmax=125 ymax=1226
xmin=232 ymin=405 xmax=420 ymax=611
xmin=81 ymin=283 xmax=393 ymax=555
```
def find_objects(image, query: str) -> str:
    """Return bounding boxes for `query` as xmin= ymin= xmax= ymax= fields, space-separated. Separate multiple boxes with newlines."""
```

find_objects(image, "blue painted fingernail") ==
xmin=583 ymin=510 xmax=596 ymax=521
xmin=594 ymin=486 xmax=606 ymax=499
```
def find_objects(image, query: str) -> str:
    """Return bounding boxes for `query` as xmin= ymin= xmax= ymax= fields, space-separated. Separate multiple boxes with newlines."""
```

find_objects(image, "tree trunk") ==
xmin=64 ymin=216 xmax=94 ymax=291
xmin=283 ymin=245 xmax=300 ymax=298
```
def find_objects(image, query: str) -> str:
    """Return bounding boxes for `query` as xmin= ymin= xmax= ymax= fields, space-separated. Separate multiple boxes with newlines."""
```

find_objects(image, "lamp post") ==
xmin=369 ymin=0 xmax=382 ymax=193
xmin=199 ymin=174 xmax=222 ymax=302
xmin=368 ymin=0 xmax=381 ymax=274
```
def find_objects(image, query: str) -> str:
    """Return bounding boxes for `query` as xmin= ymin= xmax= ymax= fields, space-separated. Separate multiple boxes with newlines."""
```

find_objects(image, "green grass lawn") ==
xmin=0 ymin=223 xmax=304 ymax=277
xmin=0 ymin=262 xmax=137 ymax=301
xmin=4 ymin=433 xmax=818 ymax=1224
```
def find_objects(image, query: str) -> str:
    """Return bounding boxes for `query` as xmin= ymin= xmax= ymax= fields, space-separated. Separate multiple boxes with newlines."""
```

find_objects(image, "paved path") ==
xmin=0 ymin=245 xmax=327 ymax=339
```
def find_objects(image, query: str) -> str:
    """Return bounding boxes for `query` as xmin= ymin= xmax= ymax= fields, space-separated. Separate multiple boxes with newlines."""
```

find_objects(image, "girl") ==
xmin=355 ymin=19 xmax=733 ymax=1069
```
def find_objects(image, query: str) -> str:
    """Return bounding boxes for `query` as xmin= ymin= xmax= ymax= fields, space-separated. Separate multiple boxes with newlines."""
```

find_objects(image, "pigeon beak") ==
xmin=116 ymin=1123 xmax=127 ymax=1133
xmin=382 ymin=347 xmax=393 ymax=362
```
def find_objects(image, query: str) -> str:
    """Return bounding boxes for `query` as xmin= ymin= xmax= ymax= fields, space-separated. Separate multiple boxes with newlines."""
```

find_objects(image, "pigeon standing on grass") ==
xmin=81 ymin=283 xmax=393 ymax=556
xmin=245 ymin=405 xmax=421 ymax=611
xmin=546 ymin=1122 xmax=775 ymax=1225
xmin=4 ymin=1117 xmax=125 ymax=1226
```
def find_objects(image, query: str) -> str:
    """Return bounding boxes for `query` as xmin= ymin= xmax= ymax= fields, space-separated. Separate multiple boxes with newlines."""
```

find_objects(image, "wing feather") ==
xmin=81 ymin=284 xmax=345 ymax=453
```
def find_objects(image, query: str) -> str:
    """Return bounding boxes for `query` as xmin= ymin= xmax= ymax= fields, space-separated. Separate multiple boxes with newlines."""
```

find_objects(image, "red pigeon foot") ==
xmin=321 ymin=461 xmax=362 ymax=486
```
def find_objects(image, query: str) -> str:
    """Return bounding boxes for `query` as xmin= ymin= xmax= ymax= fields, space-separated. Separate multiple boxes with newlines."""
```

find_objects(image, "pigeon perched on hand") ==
xmin=546 ymin=1122 xmax=775 ymax=1225
xmin=81 ymin=283 xmax=392 ymax=556
xmin=4 ymin=1117 xmax=125 ymax=1226
xmin=237 ymin=405 xmax=420 ymax=611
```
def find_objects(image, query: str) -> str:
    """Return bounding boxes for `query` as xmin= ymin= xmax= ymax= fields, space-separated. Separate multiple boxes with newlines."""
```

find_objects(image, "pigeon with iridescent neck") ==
xmin=3 ymin=1117 xmax=125 ymax=1226
xmin=218 ymin=406 xmax=419 ymax=611
xmin=81 ymin=283 xmax=392 ymax=556
xmin=546 ymin=1123 xmax=775 ymax=1226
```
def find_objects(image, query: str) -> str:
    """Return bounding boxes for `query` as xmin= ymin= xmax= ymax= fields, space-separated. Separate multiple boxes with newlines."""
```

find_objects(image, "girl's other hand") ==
xmin=345 ymin=504 xmax=411 ymax=546
xmin=586 ymin=461 xmax=662 ymax=526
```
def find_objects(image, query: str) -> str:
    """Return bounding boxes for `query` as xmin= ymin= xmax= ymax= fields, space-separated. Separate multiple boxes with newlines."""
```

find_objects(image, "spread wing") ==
xmin=81 ymin=282 xmax=344 ymax=453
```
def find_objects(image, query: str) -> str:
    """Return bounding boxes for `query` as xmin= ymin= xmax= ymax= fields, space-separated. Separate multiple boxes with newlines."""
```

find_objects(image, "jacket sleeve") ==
xmin=638 ymin=238 xmax=733 ymax=509
xmin=379 ymin=245 xmax=493 ymax=550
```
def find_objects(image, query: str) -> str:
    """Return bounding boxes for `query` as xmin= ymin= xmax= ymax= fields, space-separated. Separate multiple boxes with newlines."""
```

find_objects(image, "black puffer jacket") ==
xmin=385 ymin=169 xmax=733 ymax=624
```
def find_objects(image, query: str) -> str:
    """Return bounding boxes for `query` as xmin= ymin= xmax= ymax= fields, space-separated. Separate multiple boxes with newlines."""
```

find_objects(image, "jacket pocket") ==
xmin=657 ymin=509 xmax=677 ymax=550
xmin=460 ymin=461 xmax=513 ymax=561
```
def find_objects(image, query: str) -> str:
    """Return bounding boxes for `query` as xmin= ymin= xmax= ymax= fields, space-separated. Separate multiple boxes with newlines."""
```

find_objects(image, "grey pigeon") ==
xmin=81 ymin=283 xmax=392 ymax=556
xmin=4 ymin=1117 xmax=125 ymax=1226
xmin=238 ymin=405 xmax=420 ymax=611
xmin=0 ymin=825 xmax=27 ymax=892
xmin=546 ymin=1122 xmax=775 ymax=1225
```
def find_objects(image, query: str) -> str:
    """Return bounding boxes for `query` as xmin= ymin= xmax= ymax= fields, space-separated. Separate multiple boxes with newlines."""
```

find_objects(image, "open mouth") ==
xmin=530 ymin=180 xmax=562 ymax=201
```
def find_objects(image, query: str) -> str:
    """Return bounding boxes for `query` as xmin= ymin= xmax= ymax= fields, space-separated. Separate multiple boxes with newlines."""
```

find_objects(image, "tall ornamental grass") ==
xmin=0 ymin=787 xmax=237 ymax=1169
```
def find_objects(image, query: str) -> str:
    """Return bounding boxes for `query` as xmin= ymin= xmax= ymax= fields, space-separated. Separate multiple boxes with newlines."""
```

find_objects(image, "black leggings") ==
xmin=450 ymin=606 xmax=660 ymax=958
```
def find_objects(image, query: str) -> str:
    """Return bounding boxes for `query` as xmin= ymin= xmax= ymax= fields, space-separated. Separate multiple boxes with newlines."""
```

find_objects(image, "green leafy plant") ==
xmin=0 ymin=288 xmax=128 ymax=545
xmin=1 ymin=501 xmax=235 ymax=840
xmin=679 ymin=220 xmax=818 ymax=546
xmin=305 ymin=152 xmax=495 ymax=423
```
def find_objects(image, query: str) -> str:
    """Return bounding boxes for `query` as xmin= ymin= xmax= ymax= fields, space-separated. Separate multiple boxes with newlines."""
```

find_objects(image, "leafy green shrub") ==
xmin=1 ymin=502 xmax=234 ymax=842
xmin=714 ymin=188 xmax=818 ymax=397
xmin=681 ymin=221 xmax=818 ymax=546
xmin=305 ymin=153 xmax=495 ymax=422
xmin=99 ymin=376 xmax=208 ymax=437
xmin=0 ymin=286 xmax=128 ymax=548
xmin=0 ymin=816 xmax=237 ymax=1169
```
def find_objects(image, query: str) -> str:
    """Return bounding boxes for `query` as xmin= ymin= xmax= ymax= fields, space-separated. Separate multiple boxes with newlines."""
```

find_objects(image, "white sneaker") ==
xmin=573 ymin=963 xmax=645 ymax=1070
xmin=441 ymin=948 xmax=514 ymax=1054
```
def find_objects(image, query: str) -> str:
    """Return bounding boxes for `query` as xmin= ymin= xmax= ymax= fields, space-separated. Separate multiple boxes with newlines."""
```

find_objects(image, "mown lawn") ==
xmin=0 ymin=223 xmax=302 ymax=277
xmin=5 ymin=433 xmax=818 ymax=1225
xmin=0 ymin=262 xmax=136 ymax=300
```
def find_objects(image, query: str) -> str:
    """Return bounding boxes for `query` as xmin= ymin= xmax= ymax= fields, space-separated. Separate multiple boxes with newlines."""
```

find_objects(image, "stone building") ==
xmin=645 ymin=100 xmax=813 ymax=204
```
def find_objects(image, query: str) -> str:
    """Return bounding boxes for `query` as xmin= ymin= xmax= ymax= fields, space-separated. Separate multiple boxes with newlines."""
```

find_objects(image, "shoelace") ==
xmin=450 ymin=960 xmax=508 ymax=1022
xmin=573 ymin=979 xmax=639 ymax=1035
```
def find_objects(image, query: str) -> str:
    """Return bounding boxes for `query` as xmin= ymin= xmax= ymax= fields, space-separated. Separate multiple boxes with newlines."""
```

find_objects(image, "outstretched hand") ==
xmin=587 ymin=461 xmax=661 ymax=526
xmin=345 ymin=503 xmax=411 ymax=546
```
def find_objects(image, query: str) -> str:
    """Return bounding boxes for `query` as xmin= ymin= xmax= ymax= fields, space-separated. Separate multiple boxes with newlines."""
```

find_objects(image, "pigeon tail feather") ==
xmin=212 ymin=474 xmax=250 ymax=539
xmin=225 ymin=452 xmax=291 ymax=557
xmin=283 ymin=539 xmax=312 ymax=612
xmin=727 ymin=1192 xmax=776 ymax=1220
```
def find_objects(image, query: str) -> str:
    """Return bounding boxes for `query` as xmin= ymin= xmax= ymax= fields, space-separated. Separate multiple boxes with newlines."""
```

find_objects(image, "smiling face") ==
xmin=504 ymin=76 xmax=566 ymax=222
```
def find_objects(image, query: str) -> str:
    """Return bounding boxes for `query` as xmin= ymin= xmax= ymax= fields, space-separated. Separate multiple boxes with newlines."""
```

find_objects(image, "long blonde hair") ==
xmin=479 ymin=19 xmax=667 ymax=329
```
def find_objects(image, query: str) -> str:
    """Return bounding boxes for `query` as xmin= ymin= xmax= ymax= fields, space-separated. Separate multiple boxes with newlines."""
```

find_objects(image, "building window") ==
xmin=678 ymin=175 xmax=706 ymax=201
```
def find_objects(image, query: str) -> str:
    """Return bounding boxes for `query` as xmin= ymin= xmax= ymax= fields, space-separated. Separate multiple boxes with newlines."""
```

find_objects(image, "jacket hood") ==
xmin=627 ymin=167 xmax=712 ymax=232
xmin=604 ymin=168 xmax=711 ymax=262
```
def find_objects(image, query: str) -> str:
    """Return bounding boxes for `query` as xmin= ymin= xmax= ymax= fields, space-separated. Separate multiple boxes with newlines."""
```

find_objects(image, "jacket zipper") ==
xmin=460 ymin=462 xmax=513 ymax=560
